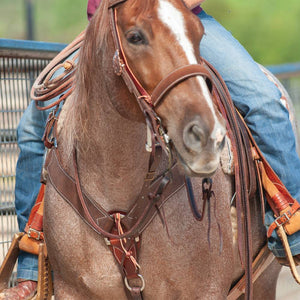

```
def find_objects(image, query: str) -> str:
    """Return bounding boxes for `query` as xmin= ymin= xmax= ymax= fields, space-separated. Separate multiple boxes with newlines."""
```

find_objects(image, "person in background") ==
xmin=1 ymin=0 xmax=299 ymax=299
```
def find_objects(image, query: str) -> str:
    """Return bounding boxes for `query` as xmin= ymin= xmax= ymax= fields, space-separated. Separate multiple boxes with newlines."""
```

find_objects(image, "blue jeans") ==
xmin=14 ymin=12 xmax=300 ymax=281
xmin=198 ymin=10 xmax=300 ymax=257
xmin=15 ymin=101 xmax=50 ymax=281
xmin=14 ymin=47 xmax=75 ymax=279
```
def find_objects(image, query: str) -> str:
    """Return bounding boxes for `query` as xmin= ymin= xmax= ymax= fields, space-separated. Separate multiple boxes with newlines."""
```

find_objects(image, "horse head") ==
xmin=77 ymin=0 xmax=226 ymax=177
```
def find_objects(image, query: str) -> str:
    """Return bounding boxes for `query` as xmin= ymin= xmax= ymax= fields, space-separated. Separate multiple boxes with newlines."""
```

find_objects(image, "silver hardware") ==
xmin=27 ymin=228 xmax=41 ymax=241
xmin=275 ymin=212 xmax=290 ymax=227
xmin=163 ymin=133 xmax=170 ymax=144
xmin=104 ymin=238 xmax=111 ymax=246
xmin=124 ymin=274 xmax=145 ymax=292
xmin=145 ymin=124 xmax=152 ymax=152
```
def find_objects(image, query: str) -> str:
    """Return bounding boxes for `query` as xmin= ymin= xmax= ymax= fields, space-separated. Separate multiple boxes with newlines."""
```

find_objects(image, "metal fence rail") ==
xmin=0 ymin=38 xmax=300 ymax=294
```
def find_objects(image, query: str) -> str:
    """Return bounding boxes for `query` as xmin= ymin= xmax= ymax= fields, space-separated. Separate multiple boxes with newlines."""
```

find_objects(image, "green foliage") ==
xmin=0 ymin=0 xmax=87 ymax=43
xmin=1 ymin=0 xmax=299 ymax=64
xmin=202 ymin=0 xmax=300 ymax=64
xmin=34 ymin=0 xmax=88 ymax=42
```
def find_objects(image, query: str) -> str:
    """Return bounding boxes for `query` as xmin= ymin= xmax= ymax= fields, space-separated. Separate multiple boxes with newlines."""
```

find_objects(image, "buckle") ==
xmin=275 ymin=212 xmax=291 ymax=227
xmin=27 ymin=227 xmax=42 ymax=241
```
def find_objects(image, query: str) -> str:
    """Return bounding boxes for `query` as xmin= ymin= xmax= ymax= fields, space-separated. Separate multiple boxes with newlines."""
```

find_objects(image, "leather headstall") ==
xmin=109 ymin=6 xmax=214 ymax=155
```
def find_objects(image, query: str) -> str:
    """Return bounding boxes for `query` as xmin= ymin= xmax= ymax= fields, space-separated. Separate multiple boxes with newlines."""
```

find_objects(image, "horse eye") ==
xmin=126 ymin=30 xmax=146 ymax=45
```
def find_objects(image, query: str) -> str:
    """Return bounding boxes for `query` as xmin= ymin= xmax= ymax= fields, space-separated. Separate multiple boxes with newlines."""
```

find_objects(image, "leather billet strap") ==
xmin=24 ymin=184 xmax=45 ymax=241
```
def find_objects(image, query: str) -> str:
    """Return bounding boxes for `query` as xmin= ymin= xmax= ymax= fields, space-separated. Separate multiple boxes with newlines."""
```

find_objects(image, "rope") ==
xmin=115 ymin=213 xmax=141 ymax=271
xmin=30 ymin=30 xmax=85 ymax=110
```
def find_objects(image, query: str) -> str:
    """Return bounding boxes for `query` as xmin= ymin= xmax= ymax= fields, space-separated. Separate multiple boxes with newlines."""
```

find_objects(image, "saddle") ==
xmin=1 ymin=29 xmax=300 ymax=300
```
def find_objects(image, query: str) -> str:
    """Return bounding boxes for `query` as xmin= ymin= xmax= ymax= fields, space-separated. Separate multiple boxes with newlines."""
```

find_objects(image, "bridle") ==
xmin=108 ymin=0 xmax=214 ymax=155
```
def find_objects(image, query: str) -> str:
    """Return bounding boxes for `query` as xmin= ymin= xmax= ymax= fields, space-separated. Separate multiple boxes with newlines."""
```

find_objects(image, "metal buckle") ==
xmin=275 ymin=212 xmax=291 ymax=227
xmin=27 ymin=227 xmax=41 ymax=241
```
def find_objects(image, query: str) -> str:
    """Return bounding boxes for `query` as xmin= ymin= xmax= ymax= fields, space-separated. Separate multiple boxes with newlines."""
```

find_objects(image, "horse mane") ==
xmin=60 ymin=0 xmax=159 ymax=157
xmin=61 ymin=0 xmax=111 ymax=157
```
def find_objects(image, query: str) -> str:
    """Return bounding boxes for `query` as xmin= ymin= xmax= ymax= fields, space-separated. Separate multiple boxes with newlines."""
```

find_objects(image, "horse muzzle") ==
xmin=176 ymin=116 xmax=226 ymax=177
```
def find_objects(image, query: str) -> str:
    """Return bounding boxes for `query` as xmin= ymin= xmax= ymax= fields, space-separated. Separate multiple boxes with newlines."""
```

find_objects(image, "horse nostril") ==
xmin=190 ymin=125 xmax=202 ymax=142
xmin=183 ymin=123 xmax=205 ymax=152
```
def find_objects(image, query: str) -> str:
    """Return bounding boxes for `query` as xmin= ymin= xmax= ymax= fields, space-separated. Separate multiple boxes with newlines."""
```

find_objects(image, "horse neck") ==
xmin=60 ymin=86 xmax=150 ymax=211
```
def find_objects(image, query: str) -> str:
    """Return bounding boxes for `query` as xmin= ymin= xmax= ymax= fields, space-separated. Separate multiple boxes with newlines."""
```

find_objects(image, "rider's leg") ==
xmin=13 ymin=49 xmax=78 ymax=286
xmin=15 ymin=101 xmax=49 ymax=282
xmin=0 ymin=101 xmax=49 ymax=299
xmin=197 ymin=10 xmax=300 ymax=257
xmin=0 ymin=48 xmax=79 ymax=299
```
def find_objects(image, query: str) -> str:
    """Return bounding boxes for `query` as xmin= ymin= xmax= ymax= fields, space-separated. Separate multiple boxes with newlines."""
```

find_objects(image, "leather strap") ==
xmin=24 ymin=184 xmax=45 ymax=241
xmin=108 ymin=0 xmax=127 ymax=8
xmin=151 ymin=63 xmax=212 ymax=107
xmin=227 ymin=244 xmax=275 ymax=300
xmin=237 ymin=111 xmax=300 ymax=237
xmin=45 ymin=146 xmax=185 ymax=240
xmin=203 ymin=58 xmax=254 ymax=299
xmin=46 ymin=149 xmax=115 ymax=234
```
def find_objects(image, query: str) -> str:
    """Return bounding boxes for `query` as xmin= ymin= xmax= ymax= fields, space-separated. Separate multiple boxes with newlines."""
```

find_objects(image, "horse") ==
xmin=43 ymin=0 xmax=282 ymax=299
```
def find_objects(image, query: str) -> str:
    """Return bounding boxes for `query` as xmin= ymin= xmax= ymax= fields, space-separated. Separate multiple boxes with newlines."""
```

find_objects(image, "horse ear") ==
xmin=182 ymin=0 xmax=205 ymax=9
xmin=108 ymin=0 xmax=127 ymax=8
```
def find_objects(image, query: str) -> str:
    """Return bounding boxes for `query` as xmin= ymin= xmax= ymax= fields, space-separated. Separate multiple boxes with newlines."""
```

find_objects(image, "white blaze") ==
xmin=157 ymin=0 xmax=224 ymax=141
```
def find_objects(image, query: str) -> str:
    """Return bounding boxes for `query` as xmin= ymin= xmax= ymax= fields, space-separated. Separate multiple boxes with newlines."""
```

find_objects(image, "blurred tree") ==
xmin=202 ymin=0 xmax=300 ymax=64
xmin=0 ymin=0 xmax=299 ymax=64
